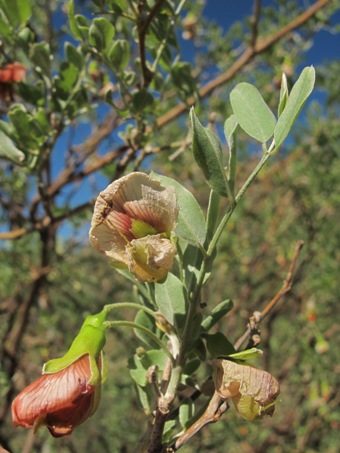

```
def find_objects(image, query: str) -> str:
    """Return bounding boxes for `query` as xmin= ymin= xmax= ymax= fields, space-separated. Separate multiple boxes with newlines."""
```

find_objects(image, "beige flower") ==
xmin=212 ymin=359 xmax=280 ymax=421
xmin=89 ymin=172 xmax=178 ymax=282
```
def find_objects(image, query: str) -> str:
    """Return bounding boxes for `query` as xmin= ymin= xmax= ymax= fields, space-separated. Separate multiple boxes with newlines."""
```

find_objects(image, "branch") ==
xmin=156 ymin=0 xmax=331 ymax=129
xmin=171 ymin=391 xmax=228 ymax=451
xmin=234 ymin=240 xmax=304 ymax=351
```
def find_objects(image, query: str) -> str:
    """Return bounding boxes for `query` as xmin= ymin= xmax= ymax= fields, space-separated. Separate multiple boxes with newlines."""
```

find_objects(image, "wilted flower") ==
xmin=89 ymin=172 xmax=179 ymax=282
xmin=212 ymin=359 xmax=280 ymax=421
xmin=12 ymin=312 xmax=107 ymax=437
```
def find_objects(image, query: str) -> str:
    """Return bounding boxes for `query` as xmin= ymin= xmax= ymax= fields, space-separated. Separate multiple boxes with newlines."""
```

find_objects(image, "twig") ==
xmin=137 ymin=0 xmax=166 ymax=87
xmin=234 ymin=240 xmax=304 ymax=351
xmin=171 ymin=391 xmax=229 ymax=451
xmin=250 ymin=0 xmax=262 ymax=48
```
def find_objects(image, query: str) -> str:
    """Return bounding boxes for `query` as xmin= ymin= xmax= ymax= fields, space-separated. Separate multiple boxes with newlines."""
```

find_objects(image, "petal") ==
xmin=89 ymin=223 xmax=129 ymax=264
xmin=12 ymin=355 xmax=100 ymax=436
xmin=127 ymin=235 xmax=176 ymax=282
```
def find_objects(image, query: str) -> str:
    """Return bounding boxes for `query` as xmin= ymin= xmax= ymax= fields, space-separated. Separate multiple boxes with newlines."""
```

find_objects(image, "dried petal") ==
xmin=212 ymin=359 xmax=280 ymax=421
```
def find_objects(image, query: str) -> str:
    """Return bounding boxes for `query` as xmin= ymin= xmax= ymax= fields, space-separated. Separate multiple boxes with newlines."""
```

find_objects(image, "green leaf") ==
xmin=274 ymin=66 xmax=315 ymax=150
xmin=107 ymin=39 xmax=130 ymax=71
xmin=154 ymin=273 xmax=187 ymax=333
xmin=65 ymin=42 xmax=84 ymax=70
xmin=134 ymin=310 xmax=159 ymax=349
xmin=278 ymin=73 xmax=289 ymax=117
xmin=54 ymin=61 xmax=79 ymax=99
xmin=89 ymin=17 xmax=115 ymax=51
xmin=171 ymin=62 xmax=196 ymax=98
xmin=191 ymin=108 xmax=229 ymax=198
xmin=204 ymin=332 xmax=235 ymax=359
xmin=67 ymin=0 xmax=82 ymax=40
xmin=150 ymin=172 xmax=206 ymax=246
xmin=0 ymin=131 xmax=25 ymax=164
xmin=228 ymin=347 xmax=263 ymax=362
xmin=131 ymin=89 xmax=154 ymax=113
xmin=30 ymin=42 xmax=51 ymax=78
xmin=0 ymin=0 xmax=31 ymax=26
xmin=129 ymin=349 xmax=168 ymax=387
xmin=230 ymin=83 xmax=276 ymax=143
xmin=201 ymin=300 xmax=233 ymax=332
xmin=224 ymin=114 xmax=238 ymax=194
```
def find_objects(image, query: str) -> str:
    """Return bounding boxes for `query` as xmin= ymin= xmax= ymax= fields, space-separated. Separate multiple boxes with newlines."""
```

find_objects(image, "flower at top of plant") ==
xmin=212 ymin=359 xmax=280 ymax=421
xmin=89 ymin=172 xmax=179 ymax=282
xmin=12 ymin=312 xmax=107 ymax=437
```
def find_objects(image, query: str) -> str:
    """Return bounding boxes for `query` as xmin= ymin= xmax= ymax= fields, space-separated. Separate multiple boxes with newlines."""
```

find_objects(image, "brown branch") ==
xmin=138 ymin=0 xmax=166 ymax=88
xmin=171 ymin=391 xmax=228 ymax=452
xmin=250 ymin=0 xmax=262 ymax=48
xmin=156 ymin=0 xmax=331 ymax=129
xmin=234 ymin=240 xmax=304 ymax=351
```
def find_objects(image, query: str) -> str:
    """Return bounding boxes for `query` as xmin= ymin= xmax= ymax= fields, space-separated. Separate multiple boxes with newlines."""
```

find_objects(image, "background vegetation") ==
xmin=0 ymin=0 xmax=339 ymax=452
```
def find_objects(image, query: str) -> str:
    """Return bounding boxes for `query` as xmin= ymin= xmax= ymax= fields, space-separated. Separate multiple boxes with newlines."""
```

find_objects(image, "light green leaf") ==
xmin=154 ymin=273 xmax=187 ymax=332
xmin=30 ymin=42 xmax=51 ymax=78
xmin=201 ymin=300 xmax=234 ymax=332
xmin=0 ymin=131 xmax=25 ymax=164
xmin=134 ymin=310 xmax=159 ymax=349
xmin=0 ymin=0 xmax=31 ymax=26
xmin=107 ymin=39 xmax=130 ymax=71
xmin=65 ymin=42 xmax=84 ymax=70
xmin=228 ymin=347 xmax=263 ymax=362
xmin=278 ymin=73 xmax=289 ymax=117
xmin=89 ymin=17 xmax=115 ymax=51
xmin=129 ymin=349 xmax=168 ymax=387
xmin=274 ymin=66 xmax=315 ymax=149
xmin=230 ymin=83 xmax=276 ymax=143
xmin=151 ymin=172 xmax=206 ymax=246
xmin=191 ymin=108 xmax=229 ymax=198
xmin=224 ymin=114 xmax=238 ymax=193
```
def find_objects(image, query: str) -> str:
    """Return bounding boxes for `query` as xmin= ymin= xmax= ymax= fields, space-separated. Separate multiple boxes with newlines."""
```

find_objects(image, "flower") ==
xmin=12 ymin=312 xmax=107 ymax=437
xmin=89 ymin=172 xmax=179 ymax=282
xmin=212 ymin=359 xmax=280 ymax=421
xmin=0 ymin=62 xmax=26 ymax=83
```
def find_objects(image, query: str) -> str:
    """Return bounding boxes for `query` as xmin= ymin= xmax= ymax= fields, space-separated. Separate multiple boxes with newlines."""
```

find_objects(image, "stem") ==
xmin=104 ymin=302 xmax=157 ymax=319
xmin=104 ymin=320 xmax=174 ymax=364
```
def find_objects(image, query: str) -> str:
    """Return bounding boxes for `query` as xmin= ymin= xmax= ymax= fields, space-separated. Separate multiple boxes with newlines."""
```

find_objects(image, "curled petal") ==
xmin=212 ymin=359 xmax=280 ymax=421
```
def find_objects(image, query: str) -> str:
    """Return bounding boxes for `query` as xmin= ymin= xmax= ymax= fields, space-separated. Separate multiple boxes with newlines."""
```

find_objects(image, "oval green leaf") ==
xmin=230 ymin=83 xmax=276 ymax=143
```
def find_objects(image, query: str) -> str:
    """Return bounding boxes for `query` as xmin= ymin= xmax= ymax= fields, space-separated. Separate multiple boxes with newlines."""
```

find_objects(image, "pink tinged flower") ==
xmin=12 ymin=354 xmax=102 ymax=437
xmin=89 ymin=172 xmax=179 ymax=282
xmin=12 ymin=311 xmax=107 ymax=437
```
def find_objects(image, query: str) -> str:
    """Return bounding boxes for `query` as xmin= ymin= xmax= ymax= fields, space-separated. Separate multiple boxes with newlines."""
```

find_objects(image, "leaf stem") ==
xmin=104 ymin=320 xmax=175 ymax=364
xmin=104 ymin=302 xmax=157 ymax=319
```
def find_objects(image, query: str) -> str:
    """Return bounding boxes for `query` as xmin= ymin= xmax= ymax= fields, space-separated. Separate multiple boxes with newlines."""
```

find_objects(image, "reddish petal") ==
xmin=12 ymin=355 xmax=100 ymax=437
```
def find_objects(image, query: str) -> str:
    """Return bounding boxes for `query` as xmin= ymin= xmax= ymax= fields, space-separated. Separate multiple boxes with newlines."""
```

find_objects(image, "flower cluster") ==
xmin=89 ymin=172 xmax=179 ymax=282
xmin=0 ymin=62 xmax=26 ymax=102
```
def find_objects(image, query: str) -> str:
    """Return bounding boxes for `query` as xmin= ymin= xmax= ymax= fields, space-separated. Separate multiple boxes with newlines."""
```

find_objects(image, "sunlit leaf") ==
xmin=230 ymin=83 xmax=276 ymax=143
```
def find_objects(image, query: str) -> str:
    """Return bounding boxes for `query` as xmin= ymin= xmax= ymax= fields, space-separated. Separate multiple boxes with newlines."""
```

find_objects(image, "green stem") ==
xmin=104 ymin=302 xmax=157 ymax=319
xmin=104 ymin=320 xmax=175 ymax=365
